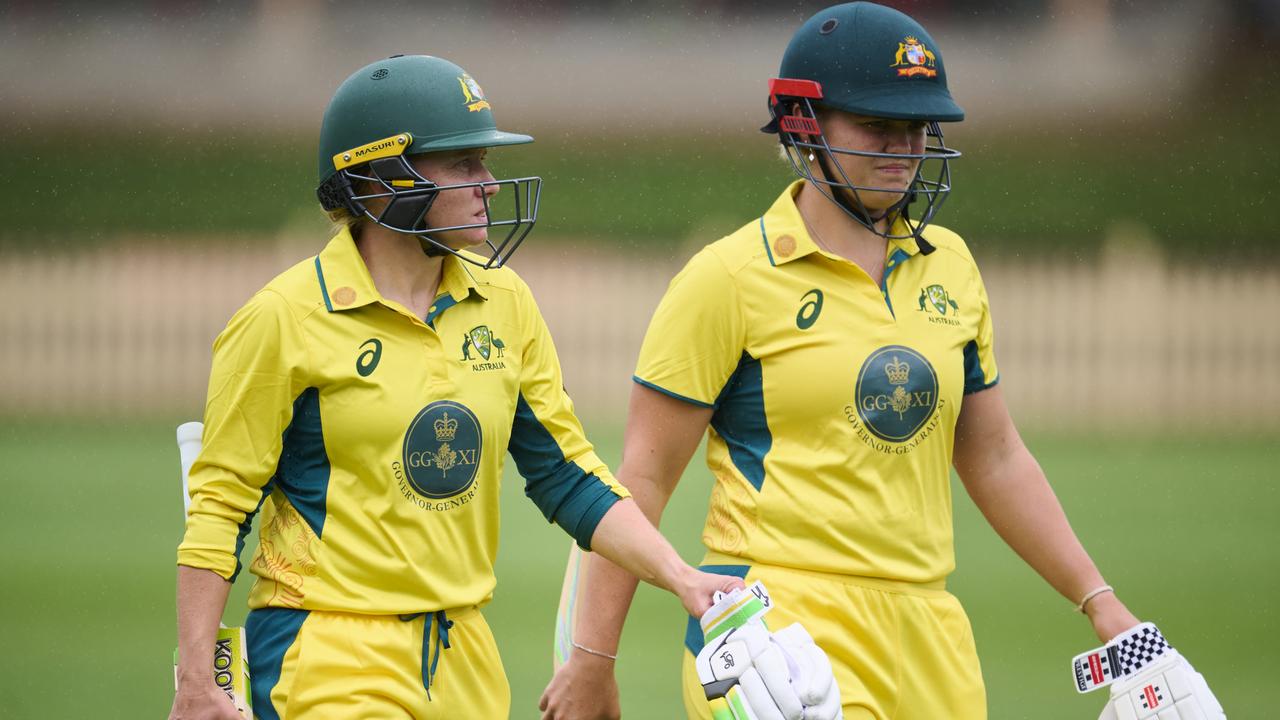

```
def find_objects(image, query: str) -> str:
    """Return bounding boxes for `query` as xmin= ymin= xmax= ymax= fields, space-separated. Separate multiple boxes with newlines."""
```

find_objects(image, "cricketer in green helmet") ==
xmin=169 ymin=53 xmax=744 ymax=720
xmin=540 ymin=4 xmax=1224 ymax=720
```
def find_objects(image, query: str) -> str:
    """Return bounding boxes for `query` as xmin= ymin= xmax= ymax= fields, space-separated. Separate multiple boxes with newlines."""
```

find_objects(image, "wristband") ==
xmin=1075 ymin=584 xmax=1114 ymax=614
xmin=571 ymin=640 xmax=617 ymax=661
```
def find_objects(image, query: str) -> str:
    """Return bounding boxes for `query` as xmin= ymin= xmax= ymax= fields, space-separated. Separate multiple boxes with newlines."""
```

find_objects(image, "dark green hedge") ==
xmin=5 ymin=104 xmax=1273 ymax=258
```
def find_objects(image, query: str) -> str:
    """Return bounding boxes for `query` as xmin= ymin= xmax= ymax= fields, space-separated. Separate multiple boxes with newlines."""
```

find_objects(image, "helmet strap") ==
xmin=417 ymin=235 xmax=450 ymax=257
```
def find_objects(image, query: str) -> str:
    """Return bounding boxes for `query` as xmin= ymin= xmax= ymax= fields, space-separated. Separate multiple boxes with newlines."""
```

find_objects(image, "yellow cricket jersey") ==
xmin=177 ymin=228 xmax=628 ymax=614
xmin=635 ymin=181 xmax=998 ymax=584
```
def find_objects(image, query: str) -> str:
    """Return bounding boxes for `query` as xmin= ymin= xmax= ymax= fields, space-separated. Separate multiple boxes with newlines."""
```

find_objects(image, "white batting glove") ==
xmin=771 ymin=623 xmax=842 ymax=720
xmin=695 ymin=582 xmax=842 ymax=720
xmin=1071 ymin=623 xmax=1225 ymax=720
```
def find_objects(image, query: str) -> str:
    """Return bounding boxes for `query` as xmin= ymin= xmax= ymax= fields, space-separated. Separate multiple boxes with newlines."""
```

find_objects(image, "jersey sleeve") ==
xmin=963 ymin=265 xmax=1000 ymax=394
xmin=506 ymin=278 xmax=629 ymax=551
xmin=177 ymin=289 xmax=309 ymax=580
xmin=634 ymin=247 xmax=746 ymax=406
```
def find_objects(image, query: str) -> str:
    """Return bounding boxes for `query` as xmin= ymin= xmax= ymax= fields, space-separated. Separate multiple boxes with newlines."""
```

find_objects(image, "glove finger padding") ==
xmin=750 ymin=643 xmax=805 ymax=720
xmin=771 ymin=623 xmax=838 ymax=707
xmin=805 ymin=686 xmax=844 ymax=720
xmin=769 ymin=621 xmax=843 ymax=718
xmin=1102 ymin=651 xmax=1225 ymax=720
xmin=739 ymin=667 xmax=792 ymax=720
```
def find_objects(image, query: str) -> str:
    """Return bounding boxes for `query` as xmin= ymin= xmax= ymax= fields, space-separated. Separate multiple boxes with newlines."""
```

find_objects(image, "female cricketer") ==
xmin=540 ymin=3 xmax=1224 ymax=719
xmin=168 ymin=54 xmax=741 ymax=720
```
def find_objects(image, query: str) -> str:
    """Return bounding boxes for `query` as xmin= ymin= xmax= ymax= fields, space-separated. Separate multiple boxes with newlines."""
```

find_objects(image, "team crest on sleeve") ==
xmin=394 ymin=400 xmax=482 ymax=510
xmin=844 ymin=345 xmax=944 ymax=452
xmin=457 ymin=74 xmax=491 ymax=112
xmin=891 ymin=36 xmax=938 ymax=77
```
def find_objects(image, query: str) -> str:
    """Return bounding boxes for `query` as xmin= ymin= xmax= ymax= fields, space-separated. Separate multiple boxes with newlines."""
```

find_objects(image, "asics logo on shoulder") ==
xmin=357 ymin=338 xmax=383 ymax=376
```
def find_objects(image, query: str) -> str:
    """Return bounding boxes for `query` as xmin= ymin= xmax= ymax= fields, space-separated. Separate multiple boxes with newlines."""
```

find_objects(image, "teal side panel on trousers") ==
xmin=246 ymin=607 xmax=311 ymax=720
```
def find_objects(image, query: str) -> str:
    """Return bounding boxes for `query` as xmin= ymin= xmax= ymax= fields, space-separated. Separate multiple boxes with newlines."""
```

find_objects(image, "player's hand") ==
xmin=1071 ymin=623 xmax=1224 ymax=719
xmin=539 ymin=650 xmax=621 ymax=720
xmin=168 ymin=679 xmax=243 ymax=720
xmin=677 ymin=567 xmax=747 ymax=617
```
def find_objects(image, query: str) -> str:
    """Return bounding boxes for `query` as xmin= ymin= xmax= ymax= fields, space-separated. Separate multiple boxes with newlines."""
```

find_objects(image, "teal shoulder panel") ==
xmin=962 ymin=340 xmax=999 ymax=394
xmin=710 ymin=353 xmax=772 ymax=492
xmin=271 ymin=387 xmax=332 ymax=539
xmin=508 ymin=394 xmax=619 ymax=549
xmin=246 ymin=607 xmax=311 ymax=720
xmin=683 ymin=564 xmax=751 ymax=655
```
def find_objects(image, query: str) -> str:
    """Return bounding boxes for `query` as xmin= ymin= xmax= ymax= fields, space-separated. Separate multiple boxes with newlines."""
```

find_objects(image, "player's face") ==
xmin=814 ymin=111 xmax=927 ymax=211
xmin=411 ymin=148 xmax=500 ymax=247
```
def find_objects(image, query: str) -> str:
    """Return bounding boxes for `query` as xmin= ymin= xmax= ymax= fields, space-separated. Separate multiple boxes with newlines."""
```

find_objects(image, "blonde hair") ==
xmin=325 ymin=205 xmax=364 ymax=235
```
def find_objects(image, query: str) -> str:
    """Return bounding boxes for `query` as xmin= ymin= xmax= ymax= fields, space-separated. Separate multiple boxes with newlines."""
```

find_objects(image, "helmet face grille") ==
xmin=336 ymin=155 xmax=542 ymax=269
xmin=316 ymin=56 xmax=540 ymax=267
xmin=769 ymin=95 xmax=960 ymax=243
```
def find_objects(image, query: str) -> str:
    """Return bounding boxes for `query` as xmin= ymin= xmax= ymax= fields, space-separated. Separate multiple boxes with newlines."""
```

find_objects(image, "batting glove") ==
xmin=695 ymin=582 xmax=841 ymax=720
xmin=1071 ymin=622 xmax=1225 ymax=720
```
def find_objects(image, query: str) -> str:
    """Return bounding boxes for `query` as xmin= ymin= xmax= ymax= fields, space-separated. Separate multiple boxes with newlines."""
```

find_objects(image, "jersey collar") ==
xmin=759 ymin=180 xmax=926 ymax=266
xmin=759 ymin=181 xmax=822 ymax=267
xmin=314 ymin=228 xmax=489 ymax=314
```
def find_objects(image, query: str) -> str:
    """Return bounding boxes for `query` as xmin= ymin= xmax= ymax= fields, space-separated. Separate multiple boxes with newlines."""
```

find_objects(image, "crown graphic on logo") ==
xmin=434 ymin=412 xmax=459 ymax=442
xmin=904 ymin=35 xmax=920 ymax=45
xmin=885 ymin=356 xmax=911 ymax=386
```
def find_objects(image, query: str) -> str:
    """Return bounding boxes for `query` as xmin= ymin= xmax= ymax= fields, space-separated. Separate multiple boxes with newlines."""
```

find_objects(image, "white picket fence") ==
xmin=2 ymin=238 xmax=1277 ymax=433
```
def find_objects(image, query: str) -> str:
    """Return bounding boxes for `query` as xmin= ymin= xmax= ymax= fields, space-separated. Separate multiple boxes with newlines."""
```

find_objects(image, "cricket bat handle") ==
xmin=176 ymin=421 xmax=204 ymax=517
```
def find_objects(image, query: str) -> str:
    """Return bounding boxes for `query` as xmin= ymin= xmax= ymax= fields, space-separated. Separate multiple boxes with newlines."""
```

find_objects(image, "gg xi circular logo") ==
xmin=854 ymin=345 xmax=939 ymax=442
xmin=402 ymin=400 xmax=482 ymax=499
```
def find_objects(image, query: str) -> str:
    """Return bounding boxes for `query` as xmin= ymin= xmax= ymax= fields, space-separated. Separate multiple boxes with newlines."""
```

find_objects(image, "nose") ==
xmin=476 ymin=163 xmax=499 ymax=198
xmin=885 ymin=126 xmax=917 ymax=155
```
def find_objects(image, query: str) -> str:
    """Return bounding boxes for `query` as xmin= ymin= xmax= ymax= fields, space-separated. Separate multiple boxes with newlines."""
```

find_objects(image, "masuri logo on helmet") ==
xmin=316 ymin=55 xmax=541 ymax=269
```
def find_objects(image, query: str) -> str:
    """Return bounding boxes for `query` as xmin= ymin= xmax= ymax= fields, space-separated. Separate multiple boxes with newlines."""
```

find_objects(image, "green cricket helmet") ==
xmin=763 ymin=2 xmax=964 ymax=249
xmin=316 ymin=54 xmax=541 ymax=268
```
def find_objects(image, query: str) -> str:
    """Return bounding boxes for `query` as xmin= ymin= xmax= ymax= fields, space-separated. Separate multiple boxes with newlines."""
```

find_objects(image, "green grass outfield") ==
xmin=0 ymin=421 xmax=1275 ymax=718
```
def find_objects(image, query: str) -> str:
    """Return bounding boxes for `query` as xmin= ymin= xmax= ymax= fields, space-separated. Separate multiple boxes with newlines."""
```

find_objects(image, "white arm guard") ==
xmin=1071 ymin=623 xmax=1225 ymax=720
xmin=695 ymin=582 xmax=842 ymax=720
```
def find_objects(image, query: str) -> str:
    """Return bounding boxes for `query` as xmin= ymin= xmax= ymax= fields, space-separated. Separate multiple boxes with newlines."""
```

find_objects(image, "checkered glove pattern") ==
xmin=695 ymin=582 xmax=842 ymax=720
xmin=1071 ymin=623 xmax=1225 ymax=720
